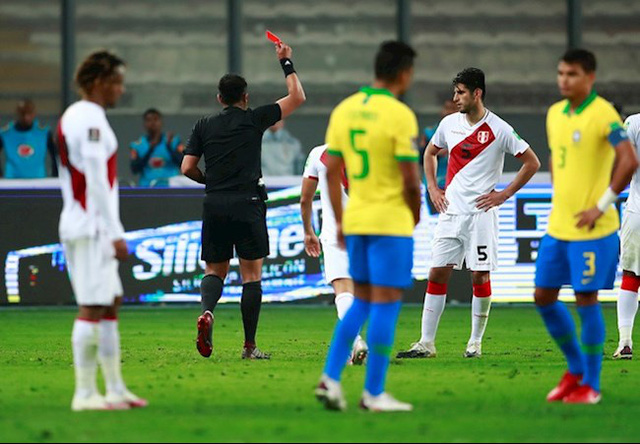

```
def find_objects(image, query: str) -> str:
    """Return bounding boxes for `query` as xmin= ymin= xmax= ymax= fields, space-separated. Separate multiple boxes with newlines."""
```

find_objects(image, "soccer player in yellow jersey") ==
xmin=315 ymin=41 xmax=422 ymax=412
xmin=536 ymin=49 xmax=639 ymax=404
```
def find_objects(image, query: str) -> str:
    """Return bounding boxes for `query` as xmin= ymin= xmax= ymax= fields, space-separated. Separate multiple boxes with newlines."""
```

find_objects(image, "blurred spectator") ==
xmin=261 ymin=119 xmax=303 ymax=176
xmin=130 ymin=108 xmax=184 ymax=187
xmin=420 ymin=99 xmax=457 ymax=188
xmin=0 ymin=99 xmax=57 ymax=179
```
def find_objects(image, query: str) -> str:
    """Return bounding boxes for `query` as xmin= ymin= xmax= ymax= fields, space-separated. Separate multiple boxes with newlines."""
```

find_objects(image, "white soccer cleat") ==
xmin=396 ymin=341 xmax=436 ymax=359
xmin=350 ymin=337 xmax=369 ymax=366
xmin=71 ymin=393 xmax=128 ymax=412
xmin=464 ymin=341 xmax=482 ymax=358
xmin=107 ymin=390 xmax=149 ymax=408
xmin=613 ymin=344 xmax=633 ymax=360
xmin=315 ymin=375 xmax=347 ymax=411
xmin=360 ymin=391 xmax=413 ymax=412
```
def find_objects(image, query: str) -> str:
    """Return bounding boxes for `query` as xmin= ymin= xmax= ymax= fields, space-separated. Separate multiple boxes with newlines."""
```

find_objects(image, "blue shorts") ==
xmin=534 ymin=233 xmax=619 ymax=292
xmin=345 ymin=235 xmax=414 ymax=288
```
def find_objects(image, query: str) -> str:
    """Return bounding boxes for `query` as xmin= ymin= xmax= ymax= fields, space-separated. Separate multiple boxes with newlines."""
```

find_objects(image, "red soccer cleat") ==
xmin=196 ymin=311 xmax=214 ymax=358
xmin=563 ymin=385 xmax=602 ymax=404
xmin=546 ymin=371 xmax=582 ymax=402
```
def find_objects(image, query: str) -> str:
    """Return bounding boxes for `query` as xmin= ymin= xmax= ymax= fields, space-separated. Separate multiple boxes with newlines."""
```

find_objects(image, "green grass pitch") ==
xmin=1 ymin=305 xmax=638 ymax=443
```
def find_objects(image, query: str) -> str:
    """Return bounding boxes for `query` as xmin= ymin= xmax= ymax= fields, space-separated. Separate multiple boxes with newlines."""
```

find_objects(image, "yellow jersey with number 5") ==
xmin=546 ymin=93 xmax=628 ymax=241
xmin=325 ymin=86 xmax=419 ymax=236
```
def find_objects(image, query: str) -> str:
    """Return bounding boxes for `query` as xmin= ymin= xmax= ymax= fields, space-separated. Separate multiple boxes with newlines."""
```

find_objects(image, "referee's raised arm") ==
xmin=274 ymin=43 xmax=306 ymax=119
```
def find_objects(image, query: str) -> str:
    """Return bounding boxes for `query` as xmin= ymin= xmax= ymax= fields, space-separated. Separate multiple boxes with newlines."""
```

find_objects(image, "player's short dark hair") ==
xmin=453 ymin=67 xmax=486 ymax=100
xmin=75 ymin=50 xmax=125 ymax=92
xmin=143 ymin=108 xmax=162 ymax=119
xmin=561 ymin=48 xmax=597 ymax=73
xmin=218 ymin=74 xmax=248 ymax=105
xmin=374 ymin=41 xmax=417 ymax=82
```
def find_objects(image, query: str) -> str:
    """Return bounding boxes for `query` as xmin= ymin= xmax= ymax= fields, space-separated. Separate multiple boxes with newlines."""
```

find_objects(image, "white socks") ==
xmin=98 ymin=318 xmax=127 ymax=396
xmin=470 ymin=296 xmax=492 ymax=342
xmin=618 ymin=289 xmax=639 ymax=346
xmin=335 ymin=292 xmax=354 ymax=320
xmin=72 ymin=319 xmax=99 ymax=399
xmin=419 ymin=283 xmax=447 ymax=344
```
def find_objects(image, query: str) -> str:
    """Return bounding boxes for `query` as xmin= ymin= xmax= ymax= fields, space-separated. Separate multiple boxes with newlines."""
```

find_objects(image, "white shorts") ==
xmin=63 ymin=234 xmax=123 ymax=306
xmin=321 ymin=240 xmax=351 ymax=284
xmin=431 ymin=211 xmax=499 ymax=271
xmin=621 ymin=210 xmax=640 ymax=275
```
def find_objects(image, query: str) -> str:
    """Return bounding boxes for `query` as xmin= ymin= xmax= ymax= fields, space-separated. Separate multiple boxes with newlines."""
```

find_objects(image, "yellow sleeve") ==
xmin=325 ymin=108 xmax=343 ymax=157
xmin=599 ymin=102 xmax=625 ymax=146
xmin=393 ymin=107 xmax=420 ymax=162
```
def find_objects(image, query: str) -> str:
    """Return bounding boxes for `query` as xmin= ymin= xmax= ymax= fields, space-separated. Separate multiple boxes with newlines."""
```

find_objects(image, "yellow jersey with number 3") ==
xmin=326 ymin=86 xmax=419 ymax=237
xmin=546 ymin=93 xmax=628 ymax=241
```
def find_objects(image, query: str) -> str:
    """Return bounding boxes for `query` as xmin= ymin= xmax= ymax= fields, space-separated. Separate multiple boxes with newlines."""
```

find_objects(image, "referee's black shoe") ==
xmin=196 ymin=311 xmax=214 ymax=358
xmin=242 ymin=345 xmax=271 ymax=360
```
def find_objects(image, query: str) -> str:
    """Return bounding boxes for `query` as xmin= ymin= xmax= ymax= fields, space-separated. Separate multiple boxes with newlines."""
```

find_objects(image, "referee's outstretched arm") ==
xmin=274 ymin=43 xmax=306 ymax=119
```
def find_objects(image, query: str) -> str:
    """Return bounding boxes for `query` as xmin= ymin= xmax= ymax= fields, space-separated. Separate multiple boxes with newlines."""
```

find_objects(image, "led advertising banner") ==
xmin=1 ymin=184 xmax=628 ymax=305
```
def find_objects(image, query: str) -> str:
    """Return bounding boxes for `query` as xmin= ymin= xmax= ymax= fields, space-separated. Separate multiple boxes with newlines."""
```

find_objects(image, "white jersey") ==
xmin=624 ymin=114 xmax=640 ymax=214
xmin=431 ymin=110 xmax=530 ymax=215
xmin=57 ymin=100 xmax=124 ymax=242
xmin=302 ymin=144 xmax=349 ymax=243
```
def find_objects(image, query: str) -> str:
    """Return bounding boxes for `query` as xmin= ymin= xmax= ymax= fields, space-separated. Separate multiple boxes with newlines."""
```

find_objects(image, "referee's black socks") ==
xmin=201 ymin=274 xmax=224 ymax=314
xmin=241 ymin=281 xmax=263 ymax=348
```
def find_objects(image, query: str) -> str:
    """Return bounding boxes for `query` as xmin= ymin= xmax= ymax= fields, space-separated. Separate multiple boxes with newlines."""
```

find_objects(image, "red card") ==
xmin=266 ymin=30 xmax=282 ymax=45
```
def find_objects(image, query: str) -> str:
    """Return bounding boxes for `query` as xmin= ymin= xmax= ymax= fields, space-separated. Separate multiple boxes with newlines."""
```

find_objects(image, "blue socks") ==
xmin=577 ymin=304 xmax=605 ymax=392
xmin=537 ymin=301 xmax=584 ymax=376
xmin=365 ymin=301 xmax=402 ymax=396
xmin=324 ymin=298 xmax=370 ymax=381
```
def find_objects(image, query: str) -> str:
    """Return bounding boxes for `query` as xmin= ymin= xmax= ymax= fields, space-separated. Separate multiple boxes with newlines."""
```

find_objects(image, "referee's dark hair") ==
xmin=561 ymin=48 xmax=597 ymax=73
xmin=218 ymin=74 xmax=248 ymax=105
xmin=374 ymin=41 xmax=417 ymax=82
xmin=75 ymin=50 xmax=125 ymax=93
xmin=453 ymin=67 xmax=486 ymax=100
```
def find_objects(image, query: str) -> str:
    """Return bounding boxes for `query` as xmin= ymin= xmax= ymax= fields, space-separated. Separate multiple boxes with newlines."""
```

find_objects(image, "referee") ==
xmin=181 ymin=42 xmax=306 ymax=360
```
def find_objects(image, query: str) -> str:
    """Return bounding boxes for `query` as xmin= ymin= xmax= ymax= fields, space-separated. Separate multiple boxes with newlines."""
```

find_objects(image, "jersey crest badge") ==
xmin=88 ymin=128 xmax=100 ymax=142
xmin=477 ymin=131 xmax=490 ymax=144
xmin=572 ymin=130 xmax=581 ymax=143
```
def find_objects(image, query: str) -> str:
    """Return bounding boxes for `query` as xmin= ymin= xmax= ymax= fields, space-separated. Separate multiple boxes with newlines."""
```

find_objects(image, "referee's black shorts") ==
xmin=201 ymin=192 xmax=269 ymax=263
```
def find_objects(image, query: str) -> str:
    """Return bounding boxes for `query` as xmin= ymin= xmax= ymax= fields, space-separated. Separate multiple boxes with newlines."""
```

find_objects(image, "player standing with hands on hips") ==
xmin=397 ymin=68 xmax=540 ymax=360
xmin=57 ymin=50 xmax=147 ymax=411
xmin=536 ymin=49 xmax=638 ymax=404
xmin=182 ymin=36 xmax=306 ymax=360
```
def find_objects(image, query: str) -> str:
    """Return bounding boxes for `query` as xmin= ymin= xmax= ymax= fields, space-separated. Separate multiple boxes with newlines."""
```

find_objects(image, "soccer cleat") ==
xmin=315 ymin=375 xmax=347 ymax=411
xmin=71 ymin=393 xmax=128 ymax=412
xmin=242 ymin=346 xmax=271 ymax=360
xmin=350 ymin=337 xmax=369 ymax=366
xmin=563 ymin=385 xmax=602 ymax=404
xmin=396 ymin=341 xmax=436 ymax=359
xmin=359 ymin=391 xmax=413 ymax=412
xmin=107 ymin=390 xmax=149 ymax=409
xmin=196 ymin=311 xmax=213 ymax=358
xmin=464 ymin=341 xmax=482 ymax=358
xmin=546 ymin=371 xmax=582 ymax=402
xmin=613 ymin=345 xmax=633 ymax=360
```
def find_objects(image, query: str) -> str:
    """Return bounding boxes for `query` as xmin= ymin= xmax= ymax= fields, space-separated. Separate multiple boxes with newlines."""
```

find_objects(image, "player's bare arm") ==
xmin=476 ymin=147 xmax=541 ymax=211
xmin=325 ymin=153 xmax=346 ymax=248
xmin=399 ymin=159 xmax=422 ymax=226
xmin=180 ymin=154 xmax=205 ymax=184
xmin=424 ymin=141 xmax=449 ymax=213
xmin=576 ymin=139 xmax=639 ymax=230
xmin=300 ymin=177 xmax=321 ymax=257
xmin=274 ymin=43 xmax=306 ymax=119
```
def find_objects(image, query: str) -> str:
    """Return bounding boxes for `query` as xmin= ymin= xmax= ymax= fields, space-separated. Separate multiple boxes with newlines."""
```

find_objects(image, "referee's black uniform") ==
xmin=184 ymin=104 xmax=281 ymax=262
